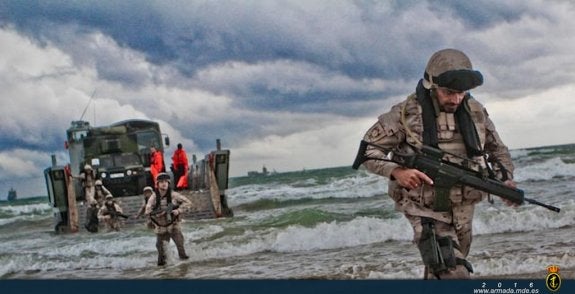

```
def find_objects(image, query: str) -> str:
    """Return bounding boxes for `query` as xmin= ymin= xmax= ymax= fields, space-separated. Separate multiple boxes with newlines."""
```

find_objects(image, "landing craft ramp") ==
xmin=77 ymin=190 xmax=218 ymax=228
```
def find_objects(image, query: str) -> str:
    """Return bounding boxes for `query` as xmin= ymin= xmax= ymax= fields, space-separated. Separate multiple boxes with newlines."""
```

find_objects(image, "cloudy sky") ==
xmin=1 ymin=0 xmax=574 ymax=198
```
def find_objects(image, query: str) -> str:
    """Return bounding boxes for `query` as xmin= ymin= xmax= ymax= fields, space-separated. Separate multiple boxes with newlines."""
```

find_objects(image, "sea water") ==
xmin=1 ymin=144 xmax=574 ymax=279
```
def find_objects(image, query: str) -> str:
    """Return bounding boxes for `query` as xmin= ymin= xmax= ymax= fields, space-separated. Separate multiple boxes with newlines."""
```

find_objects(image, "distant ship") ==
xmin=247 ymin=166 xmax=276 ymax=177
xmin=7 ymin=188 xmax=17 ymax=201
xmin=248 ymin=166 xmax=269 ymax=177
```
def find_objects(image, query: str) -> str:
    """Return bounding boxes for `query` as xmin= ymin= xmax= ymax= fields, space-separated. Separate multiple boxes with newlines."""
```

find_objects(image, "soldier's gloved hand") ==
xmin=172 ymin=209 xmax=180 ymax=216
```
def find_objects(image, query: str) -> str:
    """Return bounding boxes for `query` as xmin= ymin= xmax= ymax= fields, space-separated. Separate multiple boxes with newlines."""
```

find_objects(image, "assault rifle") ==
xmin=102 ymin=209 xmax=129 ymax=219
xmin=352 ymin=140 xmax=560 ymax=213
xmin=150 ymin=203 xmax=180 ymax=224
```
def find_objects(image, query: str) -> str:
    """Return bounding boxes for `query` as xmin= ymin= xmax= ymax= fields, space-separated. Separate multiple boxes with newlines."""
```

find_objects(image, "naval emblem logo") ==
xmin=545 ymin=265 xmax=561 ymax=292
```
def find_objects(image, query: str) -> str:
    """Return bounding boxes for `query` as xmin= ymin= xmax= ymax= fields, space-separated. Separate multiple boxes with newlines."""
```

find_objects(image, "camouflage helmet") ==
xmin=95 ymin=179 xmax=103 ymax=186
xmin=156 ymin=172 xmax=171 ymax=182
xmin=422 ymin=48 xmax=483 ymax=91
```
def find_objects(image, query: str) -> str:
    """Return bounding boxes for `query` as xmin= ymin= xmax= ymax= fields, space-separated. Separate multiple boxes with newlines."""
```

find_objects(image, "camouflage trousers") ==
xmin=405 ymin=203 xmax=475 ymax=279
xmin=103 ymin=218 xmax=121 ymax=232
xmin=156 ymin=226 xmax=187 ymax=265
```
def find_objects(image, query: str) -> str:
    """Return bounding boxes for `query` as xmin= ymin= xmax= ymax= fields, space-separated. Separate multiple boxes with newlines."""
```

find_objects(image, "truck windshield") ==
xmin=98 ymin=153 xmax=141 ymax=168
xmin=115 ymin=153 xmax=141 ymax=166
xmin=136 ymin=131 xmax=161 ymax=153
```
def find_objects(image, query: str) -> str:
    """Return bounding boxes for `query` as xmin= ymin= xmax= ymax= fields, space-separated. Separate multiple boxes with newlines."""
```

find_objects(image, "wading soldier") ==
xmin=97 ymin=195 xmax=125 ymax=232
xmin=145 ymin=172 xmax=192 ymax=266
xmin=135 ymin=186 xmax=156 ymax=230
xmin=93 ymin=179 xmax=112 ymax=207
xmin=359 ymin=49 xmax=516 ymax=279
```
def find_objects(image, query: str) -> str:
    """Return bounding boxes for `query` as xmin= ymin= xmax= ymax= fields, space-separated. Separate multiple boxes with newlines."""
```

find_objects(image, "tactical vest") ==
xmin=401 ymin=94 xmax=488 ymax=170
xmin=151 ymin=189 xmax=175 ymax=227
xmin=400 ymin=92 xmax=488 ymax=212
xmin=435 ymin=107 xmax=487 ymax=170
xmin=154 ymin=189 xmax=172 ymax=210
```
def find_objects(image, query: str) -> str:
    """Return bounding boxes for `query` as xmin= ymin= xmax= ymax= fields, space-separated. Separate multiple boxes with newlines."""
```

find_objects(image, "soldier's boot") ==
xmin=436 ymin=264 xmax=470 ymax=279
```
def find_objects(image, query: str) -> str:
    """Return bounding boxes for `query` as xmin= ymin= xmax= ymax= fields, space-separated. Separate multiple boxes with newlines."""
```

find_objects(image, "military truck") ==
xmin=44 ymin=119 xmax=232 ymax=233
xmin=65 ymin=119 xmax=167 ymax=197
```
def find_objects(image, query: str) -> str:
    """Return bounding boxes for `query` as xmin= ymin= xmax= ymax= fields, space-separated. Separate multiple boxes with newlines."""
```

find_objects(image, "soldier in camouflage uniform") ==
xmin=97 ymin=194 xmax=124 ymax=232
xmin=93 ymin=179 xmax=112 ymax=207
xmin=76 ymin=164 xmax=96 ymax=203
xmin=135 ymin=186 xmax=156 ymax=230
xmin=145 ymin=173 xmax=192 ymax=266
xmin=360 ymin=49 xmax=516 ymax=279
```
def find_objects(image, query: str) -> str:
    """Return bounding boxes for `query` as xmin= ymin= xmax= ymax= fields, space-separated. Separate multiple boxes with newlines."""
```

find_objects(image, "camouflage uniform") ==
xmin=145 ymin=189 xmax=192 ymax=265
xmin=78 ymin=165 xmax=96 ymax=203
xmin=136 ymin=186 xmax=155 ymax=230
xmin=362 ymin=49 xmax=514 ymax=279
xmin=94 ymin=180 xmax=112 ymax=207
xmin=97 ymin=197 xmax=124 ymax=232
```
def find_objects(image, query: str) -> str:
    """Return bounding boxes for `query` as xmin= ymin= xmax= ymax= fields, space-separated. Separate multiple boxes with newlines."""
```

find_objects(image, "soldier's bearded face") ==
xmin=436 ymin=87 xmax=465 ymax=113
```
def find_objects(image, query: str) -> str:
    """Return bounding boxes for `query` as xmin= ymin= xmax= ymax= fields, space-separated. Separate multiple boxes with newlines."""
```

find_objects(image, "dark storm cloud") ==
xmin=2 ymin=0 xmax=574 ymax=127
xmin=0 ymin=1 xmax=551 ymax=70
xmin=1 ymin=1 xmax=427 ymax=88
xmin=1 ymin=0 xmax=575 ymax=197
xmin=3 ymin=0 xmax=557 ymax=113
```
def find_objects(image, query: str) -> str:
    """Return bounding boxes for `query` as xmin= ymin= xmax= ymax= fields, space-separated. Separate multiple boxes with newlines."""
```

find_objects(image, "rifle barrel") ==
xmin=525 ymin=198 xmax=561 ymax=213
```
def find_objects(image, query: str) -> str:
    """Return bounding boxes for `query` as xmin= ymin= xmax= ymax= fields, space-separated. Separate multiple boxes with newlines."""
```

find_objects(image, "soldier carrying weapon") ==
xmin=145 ymin=172 xmax=192 ymax=266
xmin=356 ymin=49 xmax=517 ymax=279
xmin=97 ymin=194 xmax=126 ymax=232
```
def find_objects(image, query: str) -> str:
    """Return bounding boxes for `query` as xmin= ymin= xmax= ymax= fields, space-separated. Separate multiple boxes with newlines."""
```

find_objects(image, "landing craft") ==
xmin=44 ymin=120 xmax=233 ymax=233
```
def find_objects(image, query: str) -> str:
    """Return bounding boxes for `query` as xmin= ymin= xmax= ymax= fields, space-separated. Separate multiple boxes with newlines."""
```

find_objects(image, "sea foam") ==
xmin=514 ymin=157 xmax=575 ymax=182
